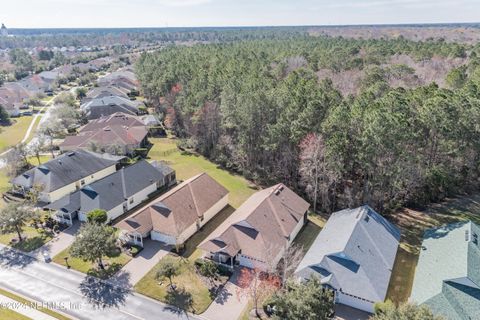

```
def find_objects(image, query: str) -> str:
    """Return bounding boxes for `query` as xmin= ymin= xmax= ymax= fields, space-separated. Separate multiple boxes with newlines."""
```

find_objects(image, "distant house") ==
xmin=82 ymin=86 xmax=130 ymax=103
xmin=60 ymin=113 xmax=149 ymax=155
xmin=410 ymin=221 xmax=480 ymax=320
xmin=80 ymin=95 xmax=145 ymax=120
xmin=97 ymin=69 xmax=138 ymax=94
xmin=0 ymin=84 xmax=31 ymax=116
xmin=46 ymin=160 xmax=170 ymax=225
xmin=116 ymin=173 xmax=227 ymax=247
xmin=199 ymin=184 xmax=309 ymax=271
xmin=11 ymin=150 xmax=121 ymax=204
xmin=295 ymin=206 xmax=401 ymax=313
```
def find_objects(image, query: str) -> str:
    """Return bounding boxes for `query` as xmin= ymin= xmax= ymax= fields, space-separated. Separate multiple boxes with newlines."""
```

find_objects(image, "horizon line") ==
xmin=4 ymin=21 xmax=480 ymax=30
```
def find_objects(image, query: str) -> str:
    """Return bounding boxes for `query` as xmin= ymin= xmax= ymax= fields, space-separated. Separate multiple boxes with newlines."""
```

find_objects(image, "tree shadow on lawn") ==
xmin=79 ymin=271 xmax=133 ymax=309
xmin=12 ymin=236 xmax=48 ymax=252
xmin=163 ymin=287 xmax=194 ymax=315
xmin=0 ymin=246 xmax=34 ymax=269
xmin=86 ymin=262 xmax=124 ymax=280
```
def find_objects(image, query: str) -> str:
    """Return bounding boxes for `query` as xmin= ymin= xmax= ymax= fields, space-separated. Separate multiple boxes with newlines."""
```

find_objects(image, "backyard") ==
xmin=148 ymin=138 xmax=257 ymax=208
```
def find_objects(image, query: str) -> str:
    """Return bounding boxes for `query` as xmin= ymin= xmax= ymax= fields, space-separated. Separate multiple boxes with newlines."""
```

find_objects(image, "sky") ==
xmin=2 ymin=0 xmax=480 ymax=28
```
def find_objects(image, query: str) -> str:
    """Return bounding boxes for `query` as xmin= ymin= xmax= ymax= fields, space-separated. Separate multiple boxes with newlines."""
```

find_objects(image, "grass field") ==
xmin=0 ymin=288 xmax=71 ymax=320
xmin=0 ymin=117 xmax=33 ymax=152
xmin=148 ymin=138 xmax=256 ymax=208
xmin=386 ymin=193 xmax=480 ymax=304
xmin=0 ymin=226 xmax=53 ymax=252
xmin=53 ymin=246 xmax=131 ymax=279
xmin=0 ymin=308 xmax=31 ymax=320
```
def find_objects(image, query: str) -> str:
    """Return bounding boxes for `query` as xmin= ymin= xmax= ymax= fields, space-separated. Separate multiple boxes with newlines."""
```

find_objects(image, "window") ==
xmin=80 ymin=179 xmax=86 ymax=186
xmin=129 ymin=197 xmax=134 ymax=204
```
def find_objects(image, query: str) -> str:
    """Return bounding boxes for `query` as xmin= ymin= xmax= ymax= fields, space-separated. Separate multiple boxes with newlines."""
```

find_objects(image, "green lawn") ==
xmin=148 ymin=138 xmax=256 ymax=208
xmin=293 ymin=221 xmax=322 ymax=254
xmin=0 ymin=288 xmax=71 ymax=320
xmin=0 ymin=226 xmax=53 ymax=252
xmin=53 ymin=246 xmax=131 ymax=279
xmin=0 ymin=116 xmax=33 ymax=152
xmin=0 ymin=308 xmax=31 ymax=320
xmin=386 ymin=193 xmax=480 ymax=304
xmin=135 ymin=254 xmax=213 ymax=314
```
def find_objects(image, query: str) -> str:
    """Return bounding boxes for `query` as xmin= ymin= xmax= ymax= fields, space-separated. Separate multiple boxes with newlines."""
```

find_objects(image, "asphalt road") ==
xmin=0 ymin=245 xmax=203 ymax=320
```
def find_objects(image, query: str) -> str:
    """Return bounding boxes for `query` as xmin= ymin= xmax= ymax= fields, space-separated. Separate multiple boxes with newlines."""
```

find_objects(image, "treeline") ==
xmin=136 ymin=36 xmax=480 ymax=212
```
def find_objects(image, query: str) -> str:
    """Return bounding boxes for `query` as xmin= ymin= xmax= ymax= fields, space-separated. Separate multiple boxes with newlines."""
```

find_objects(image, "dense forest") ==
xmin=136 ymin=36 xmax=480 ymax=213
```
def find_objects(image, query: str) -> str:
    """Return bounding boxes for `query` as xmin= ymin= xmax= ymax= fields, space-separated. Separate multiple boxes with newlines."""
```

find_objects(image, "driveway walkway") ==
xmin=31 ymin=221 xmax=81 ymax=261
xmin=0 ymin=292 xmax=58 ymax=320
xmin=115 ymin=240 xmax=170 ymax=286
xmin=0 ymin=244 xmax=202 ymax=320
xmin=201 ymin=269 xmax=249 ymax=320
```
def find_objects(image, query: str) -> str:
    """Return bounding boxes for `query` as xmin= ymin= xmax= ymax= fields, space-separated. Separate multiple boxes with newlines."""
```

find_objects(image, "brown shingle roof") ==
xmin=80 ymin=112 xmax=144 ymax=132
xmin=60 ymin=112 xmax=147 ymax=151
xmin=199 ymin=184 xmax=309 ymax=264
xmin=116 ymin=173 xmax=228 ymax=237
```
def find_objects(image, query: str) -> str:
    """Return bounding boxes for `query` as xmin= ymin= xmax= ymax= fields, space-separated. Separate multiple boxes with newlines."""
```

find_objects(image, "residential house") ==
xmin=11 ymin=150 xmax=121 ymax=204
xmin=46 ymin=160 xmax=170 ymax=225
xmin=116 ymin=173 xmax=227 ymax=247
xmin=80 ymin=95 xmax=144 ymax=120
xmin=60 ymin=113 xmax=149 ymax=155
xmin=82 ymin=86 xmax=129 ymax=103
xmin=295 ymin=206 xmax=401 ymax=313
xmin=0 ymin=84 xmax=31 ymax=116
xmin=199 ymin=184 xmax=309 ymax=271
xmin=410 ymin=221 xmax=480 ymax=320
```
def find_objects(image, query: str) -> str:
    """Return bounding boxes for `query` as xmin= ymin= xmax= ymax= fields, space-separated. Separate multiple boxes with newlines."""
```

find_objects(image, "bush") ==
xmin=87 ymin=209 xmax=108 ymax=224
xmin=128 ymin=245 xmax=143 ymax=257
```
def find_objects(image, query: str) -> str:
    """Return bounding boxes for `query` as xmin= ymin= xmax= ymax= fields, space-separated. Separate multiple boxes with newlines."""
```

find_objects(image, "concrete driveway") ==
xmin=201 ymin=269 xmax=249 ymax=320
xmin=31 ymin=221 xmax=81 ymax=261
xmin=115 ymin=239 xmax=170 ymax=286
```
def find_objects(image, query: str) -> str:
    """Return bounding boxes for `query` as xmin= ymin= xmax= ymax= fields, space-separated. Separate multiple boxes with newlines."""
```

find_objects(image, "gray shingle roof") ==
xmin=410 ymin=221 xmax=480 ymax=320
xmin=295 ymin=205 xmax=400 ymax=303
xmin=47 ymin=160 xmax=164 ymax=213
xmin=80 ymin=96 xmax=143 ymax=120
xmin=12 ymin=150 xmax=119 ymax=193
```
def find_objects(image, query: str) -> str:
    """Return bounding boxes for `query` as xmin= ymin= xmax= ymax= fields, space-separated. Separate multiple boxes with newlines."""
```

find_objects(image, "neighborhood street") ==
xmin=0 ymin=244 xmax=203 ymax=320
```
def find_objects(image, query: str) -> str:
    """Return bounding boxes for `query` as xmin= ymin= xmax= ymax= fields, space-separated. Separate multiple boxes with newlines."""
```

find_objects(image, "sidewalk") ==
xmin=0 ymin=293 xmax=57 ymax=320
xmin=31 ymin=221 xmax=80 ymax=261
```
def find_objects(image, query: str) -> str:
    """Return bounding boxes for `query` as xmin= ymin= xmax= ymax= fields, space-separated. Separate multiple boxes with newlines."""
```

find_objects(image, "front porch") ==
xmin=52 ymin=209 xmax=77 ymax=226
xmin=204 ymin=252 xmax=237 ymax=269
xmin=119 ymin=230 xmax=145 ymax=248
